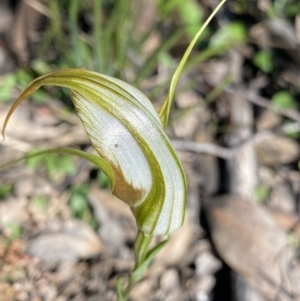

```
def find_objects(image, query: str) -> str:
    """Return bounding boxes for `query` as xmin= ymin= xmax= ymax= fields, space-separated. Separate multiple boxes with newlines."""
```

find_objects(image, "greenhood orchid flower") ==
xmin=2 ymin=69 xmax=186 ymax=236
xmin=1 ymin=2 xmax=226 ymax=298
xmin=2 ymin=0 xmax=226 ymax=238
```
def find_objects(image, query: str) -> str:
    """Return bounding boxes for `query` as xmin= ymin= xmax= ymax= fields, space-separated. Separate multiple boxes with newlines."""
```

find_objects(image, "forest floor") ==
xmin=1 ymin=0 xmax=300 ymax=300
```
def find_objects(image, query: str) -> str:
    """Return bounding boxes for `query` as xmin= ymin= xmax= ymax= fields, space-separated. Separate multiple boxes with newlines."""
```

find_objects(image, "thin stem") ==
xmin=118 ymin=231 xmax=153 ymax=301
xmin=134 ymin=231 xmax=153 ymax=267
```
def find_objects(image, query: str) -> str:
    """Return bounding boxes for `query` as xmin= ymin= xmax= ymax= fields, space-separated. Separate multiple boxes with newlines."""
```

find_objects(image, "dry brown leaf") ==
xmin=205 ymin=194 xmax=300 ymax=301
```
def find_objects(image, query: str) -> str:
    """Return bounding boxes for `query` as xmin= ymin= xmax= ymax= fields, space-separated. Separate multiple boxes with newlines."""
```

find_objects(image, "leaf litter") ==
xmin=1 ymin=0 xmax=300 ymax=300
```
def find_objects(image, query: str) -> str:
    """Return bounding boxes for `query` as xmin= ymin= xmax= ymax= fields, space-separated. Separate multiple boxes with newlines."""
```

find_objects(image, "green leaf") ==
xmin=209 ymin=22 xmax=246 ymax=48
xmin=253 ymin=50 xmax=273 ymax=73
xmin=16 ymin=69 xmax=33 ymax=86
xmin=30 ymin=59 xmax=52 ymax=75
xmin=97 ymin=170 xmax=110 ymax=189
xmin=0 ymin=74 xmax=17 ymax=103
xmin=253 ymin=185 xmax=270 ymax=204
xmin=179 ymin=0 xmax=203 ymax=38
xmin=70 ymin=191 xmax=88 ymax=217
xmin=272 ymin=90 xmax=297 ymax=110
xmin=5 ymin=222 xmax=23 ymax=240
xmin=288 ymin=233 xmax=300 ymax=249
xmin=31 ymin=195 xmax=49 ymax=212
xmin=0 ymin=184 xmax=12 ymax=200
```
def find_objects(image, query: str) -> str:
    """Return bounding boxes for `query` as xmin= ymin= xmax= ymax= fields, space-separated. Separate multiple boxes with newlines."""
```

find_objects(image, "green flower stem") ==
xmin=134 ymin=231 xmax=153 ymax=267
xmin=117 ymin=231 xmax=169 ymax=300
xmin=118 ymin=231 xmax=153 ymax=300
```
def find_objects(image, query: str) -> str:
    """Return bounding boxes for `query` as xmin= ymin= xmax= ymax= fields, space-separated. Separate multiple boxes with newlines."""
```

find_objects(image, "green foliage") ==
xmin=0 ymin=184 xmax=12 ymax=200
xmin=0 ymin=69 xmax=48 ymax=103
xmin=69 ymin=184 xmax=98 ymax=229
xmin=31 ymin=195 xmax=49 ymax=212
xmin=283 ymin=120 xmax=300 ymax=139
xmin=70 ymin=184 xmax=89 ymax=216
xmin=157 ymin=0 xmax=203 ymax=39
xmin=253 ymin=185 xmax=270 ymax=204
xmin=0 ymin=74 xmax=16 ymax=102
xmin=116 ymin=232 xmax=169 ymax=300
xmin=209 ymin=22 xmax=246 ymax=48
xmin=159 ymin=0 xmax=227 ymax=128
xmin=4 ymin=222 xmax=23 ymax=240
xmin=253 ymin=50 xmax=273 ymax=73
xmin=177 ymin=0 xmax=203 ymax=38
xmin=288 ymin=233 xmax=300 ymax=249
xmin=131 ymin=236 xmax=169 ymax=282
xmin=273 ymin=0 xmax=300 ymax=17
xmin=182 ymin=21 xmax=246 ymax=73
xmin=30 ymin=59 xmax=52 ymax=75
xmin=272 ymin=90 xmax=298 ymax=110
xmin=26 ymin=152 xmax=75 ymax=182
xmin=45 ymin=0 xmax=183 ymax=84
xmin=97 ymin=170 xmax=110 ymax=189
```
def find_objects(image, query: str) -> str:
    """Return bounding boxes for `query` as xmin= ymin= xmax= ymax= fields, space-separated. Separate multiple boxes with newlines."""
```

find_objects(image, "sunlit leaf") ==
xmin=272 ymin=90 xmax=297 ymax=110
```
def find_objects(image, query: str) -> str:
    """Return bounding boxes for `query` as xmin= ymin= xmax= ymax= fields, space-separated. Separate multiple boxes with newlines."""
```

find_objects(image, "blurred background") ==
xmin=0 ymin=0 xmax=300 ymax=300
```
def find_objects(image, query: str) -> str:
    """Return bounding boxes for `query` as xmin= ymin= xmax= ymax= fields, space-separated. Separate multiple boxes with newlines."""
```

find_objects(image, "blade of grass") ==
xmin=159 ymin=0 xmax=227 ymax=128
xmin=69 ymin=0 xmax=82 ymax=66
xmin=93 ymin=0 xmax=103 ymax=72
xmin=104 ymin=1 xmax=130 ymax=77
xmin=48 ymin=0 xmax=69 ymax=63
xmin=134 ymin=28 xmax=184 ymax=86
xmin=115 ymin=1 xmax=130 ymax=77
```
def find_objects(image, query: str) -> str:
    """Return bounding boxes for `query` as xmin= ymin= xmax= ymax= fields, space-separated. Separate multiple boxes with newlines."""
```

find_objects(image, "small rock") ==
xmin=195 ymin=291 xmax=210 ymax=301
xmin=176 ymin=90 xmax=202 ymax=109
xmin=194 ymin=275 xmax=216 ymax=299
xmin=130 ymin=278 xmax=154 ymax=301
xmin=0 ymin=197 xmax=28 ymax=229
xmin=27 ymin=219 xmax=102 ymax=267
xmin=160 ymin=269 xmax=180 ymax=292
xmin=269 ymin=183 xmax=295 ymax=213
xmin=256 ymin=110 xmax=281 ymax=131
xmin=195 ymin=252 xmax=222 ymax=277
xmin=173 ymin=107 xmax=202 ymax=139
xmin=258 ymin=166 xmax=275 ymax=187
xmin=14 ymin=175 xmax=35 ymax=197
xmin=255 ymin=135 xmax=300 ymax=167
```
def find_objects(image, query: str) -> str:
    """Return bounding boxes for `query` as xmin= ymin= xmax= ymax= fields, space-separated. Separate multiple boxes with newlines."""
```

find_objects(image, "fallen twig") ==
xmin=171 ymin=140 xmax=232 ymax=159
